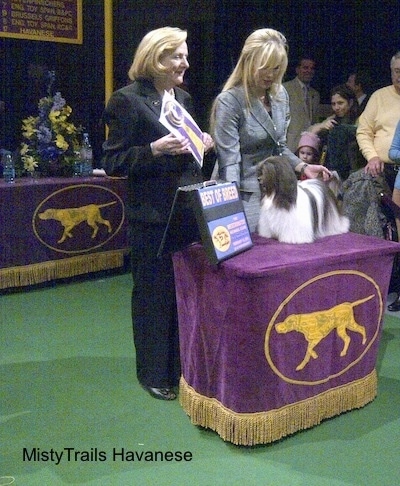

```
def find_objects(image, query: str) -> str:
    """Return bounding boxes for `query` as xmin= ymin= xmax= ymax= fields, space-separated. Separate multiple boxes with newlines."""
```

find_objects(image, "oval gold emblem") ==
xmin=32 ymin=184 xmax=125 ymax=254
xmin=265 ymin=270 xmax=382 ymax=385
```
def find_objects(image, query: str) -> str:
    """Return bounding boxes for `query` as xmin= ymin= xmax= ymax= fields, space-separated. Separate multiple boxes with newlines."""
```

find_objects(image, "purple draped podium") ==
xmin=173 ymin=232 xmax=400 ymax=445
xmin=0 ymin=176 xmax=128 ymax=289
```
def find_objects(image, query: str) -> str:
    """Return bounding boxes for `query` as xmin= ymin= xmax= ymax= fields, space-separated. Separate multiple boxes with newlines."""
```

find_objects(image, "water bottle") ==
xmin=2 ymin=153 xmax=15 ymax=183
xmin=73 ymin=150 xmax=83 ymax=177
xmin=80 ymin=133 xmax=93 ymax=176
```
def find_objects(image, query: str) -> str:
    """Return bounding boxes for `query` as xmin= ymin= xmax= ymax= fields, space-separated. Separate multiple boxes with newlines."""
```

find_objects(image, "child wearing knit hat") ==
xmin=295 ymin=132 xmax=322 ymax=181
xmin=296 ymin=131 xmax=341 ymax=197
xmin=295 ymin=131 xmax=321 ymax=165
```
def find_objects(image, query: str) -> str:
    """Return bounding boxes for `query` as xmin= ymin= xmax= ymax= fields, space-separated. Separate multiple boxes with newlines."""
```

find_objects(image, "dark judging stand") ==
xmin=173 ymin=232 xmax=400 ymax=445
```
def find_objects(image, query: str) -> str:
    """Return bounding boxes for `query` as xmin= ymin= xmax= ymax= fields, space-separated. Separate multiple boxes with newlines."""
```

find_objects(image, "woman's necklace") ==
xmin=260 ymin=91 xmax=271 ymax=114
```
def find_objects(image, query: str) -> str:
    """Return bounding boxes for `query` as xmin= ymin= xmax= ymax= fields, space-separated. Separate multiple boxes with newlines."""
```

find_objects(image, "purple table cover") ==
xmin=173 ymin=232 xmax=400 ymax=445
xmin=0 ymin=176 xmax=128 ymax=289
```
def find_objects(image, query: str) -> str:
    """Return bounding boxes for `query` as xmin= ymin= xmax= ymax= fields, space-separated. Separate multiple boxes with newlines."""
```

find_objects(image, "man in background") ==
xmin=357 ymin=51 xmax=400 ymax=311
xmin=284 ymin=57 xmax=320 ymax=152
xmin=347 ymin=71 xmax=373 ymax=114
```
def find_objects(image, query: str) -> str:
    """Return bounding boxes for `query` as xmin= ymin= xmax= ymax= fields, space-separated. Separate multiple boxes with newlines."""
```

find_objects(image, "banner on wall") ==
xmin=0 ymin=0 xmax=82 ymax=44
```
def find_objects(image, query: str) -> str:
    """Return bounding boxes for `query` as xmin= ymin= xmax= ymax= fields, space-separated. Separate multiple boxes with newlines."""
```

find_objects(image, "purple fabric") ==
xmin=173 ymin=233 xmax=400 ymax=413
xmin=0 ymin=176 xmax=128 ymax=269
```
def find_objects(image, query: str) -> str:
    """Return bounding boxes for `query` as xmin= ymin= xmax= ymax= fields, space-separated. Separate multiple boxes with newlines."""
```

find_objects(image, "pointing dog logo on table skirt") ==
xmin=275 ymin=295 xmax=372 ymax=371
xmin=256 ymin=156 xmax=349 ymax=243
xmin=39 ymin=201 xmax=116 ymax=243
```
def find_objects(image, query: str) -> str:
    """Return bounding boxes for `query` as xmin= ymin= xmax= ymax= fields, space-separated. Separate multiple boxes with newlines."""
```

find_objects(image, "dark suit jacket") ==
xmin=358 ymin=94 xmax=370 ymax=115
xmin=101 ymin=78 xmax=204 ymax=225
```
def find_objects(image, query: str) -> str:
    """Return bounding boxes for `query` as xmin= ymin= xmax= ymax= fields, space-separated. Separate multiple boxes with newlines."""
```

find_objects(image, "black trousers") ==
xmin=129 ymin=222 xmax=180 ymax=388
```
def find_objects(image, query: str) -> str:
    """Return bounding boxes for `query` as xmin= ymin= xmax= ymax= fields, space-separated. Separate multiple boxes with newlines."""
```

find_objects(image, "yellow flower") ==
xmin=22 ymin=116 xmax=38 ymax=138
xmin=55 ymin=134 xmax=69 ymax=151
xmin=49 ymin=110 xmax=60 ymax=124
xmin=22 ymin=155 xmax=39 ymax=173
xmin=20 ymin=143 xmax=30 ymax=155
xmin=65 ymin=123 xmax=77 ymax=135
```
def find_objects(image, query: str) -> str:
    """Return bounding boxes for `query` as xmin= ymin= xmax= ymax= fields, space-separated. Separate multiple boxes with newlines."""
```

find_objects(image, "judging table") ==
xmin=0 ymin=176 xmax=129 ymax=290
xmin=173 ymin=232 xmax=400 ymax=446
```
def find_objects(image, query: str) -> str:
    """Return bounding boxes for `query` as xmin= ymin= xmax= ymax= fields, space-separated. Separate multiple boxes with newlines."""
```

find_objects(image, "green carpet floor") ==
xmin=1 ymin=272 xmax=400 ymax=485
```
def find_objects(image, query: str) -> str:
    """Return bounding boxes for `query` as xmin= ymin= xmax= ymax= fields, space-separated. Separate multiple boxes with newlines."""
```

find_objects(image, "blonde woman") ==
xmin=211 ymin=28 xmax=330 ymax=231
xmin=102 ymin=27 xmax=213 ymax=400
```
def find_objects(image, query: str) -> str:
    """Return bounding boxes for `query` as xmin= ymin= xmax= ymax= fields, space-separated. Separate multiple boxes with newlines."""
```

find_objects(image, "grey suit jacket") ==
xmin=283 ymin=77 xmax=320 ymax=152
xmin=214 ymin=85 xmax=301 ymax=193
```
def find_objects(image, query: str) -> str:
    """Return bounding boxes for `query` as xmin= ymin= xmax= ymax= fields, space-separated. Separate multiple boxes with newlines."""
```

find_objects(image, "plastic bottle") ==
xmin=73 ymin=150 xmax=83 ymax=177
xmin=2 ymin=153 xmax=15 ymax=183
xmin=80 ymin=133 xmax=93 ymax=176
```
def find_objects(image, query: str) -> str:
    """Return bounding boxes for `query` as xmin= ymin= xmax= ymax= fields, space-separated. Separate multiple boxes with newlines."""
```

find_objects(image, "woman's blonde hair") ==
xmin=128 ymin=27 xmax=187 ymax=81
xmin=225 ymin=28 xmax=287 ymax=101
xmin=210 ymin=28 xmax=288 ymax=133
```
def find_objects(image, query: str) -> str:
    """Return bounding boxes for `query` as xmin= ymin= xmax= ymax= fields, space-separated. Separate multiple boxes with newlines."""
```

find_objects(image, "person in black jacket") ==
xmin=346 ymin=71 xmax=372 ymax=114
xmin=101 ymin=27 xmax=214 ymax=400
xmin=308 ymin=84 xmax=361 ymax=181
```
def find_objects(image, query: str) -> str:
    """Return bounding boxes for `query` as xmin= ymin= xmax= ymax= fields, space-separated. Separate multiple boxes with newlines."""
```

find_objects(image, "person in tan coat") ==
xmin=284 ymin=57 xmax=320 ymax=152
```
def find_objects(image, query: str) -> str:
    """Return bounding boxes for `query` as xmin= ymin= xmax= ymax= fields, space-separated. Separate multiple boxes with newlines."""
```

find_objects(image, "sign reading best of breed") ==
xmin=160 ymin=181 xmax=252 ymax=264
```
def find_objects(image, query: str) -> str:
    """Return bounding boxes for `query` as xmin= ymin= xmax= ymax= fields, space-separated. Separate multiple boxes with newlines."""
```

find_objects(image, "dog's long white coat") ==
xmin=258 ymin=179 xmax=350 ymax=244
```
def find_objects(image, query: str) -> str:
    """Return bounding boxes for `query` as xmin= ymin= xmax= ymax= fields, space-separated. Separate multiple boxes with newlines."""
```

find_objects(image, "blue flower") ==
xmin=52 ymin=92 xmax=66 ymax=111
xmin=37 ymin=125 xmax=52 ymax=144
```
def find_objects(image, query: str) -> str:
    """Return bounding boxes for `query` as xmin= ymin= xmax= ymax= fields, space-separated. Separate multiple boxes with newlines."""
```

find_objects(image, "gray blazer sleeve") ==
xmin=213 ymin=91 xmax=243 ymax=183
xmin=213 ymin=86 xmax=301 ymax=192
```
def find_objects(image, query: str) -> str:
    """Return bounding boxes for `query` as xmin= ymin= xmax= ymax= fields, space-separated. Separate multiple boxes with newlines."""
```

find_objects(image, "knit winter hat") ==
xmin=296 ymin=132 xmax=321 ymax=155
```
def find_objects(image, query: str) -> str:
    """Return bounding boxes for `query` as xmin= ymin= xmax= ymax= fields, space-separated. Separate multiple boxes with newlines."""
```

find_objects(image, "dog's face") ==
xmin=257 ymin=156 xmax=298 ymax=210
xmin=275 ymin=315 xmax=298 ymax=333
xmin=38 ymin=209 xmax=56 ymax=220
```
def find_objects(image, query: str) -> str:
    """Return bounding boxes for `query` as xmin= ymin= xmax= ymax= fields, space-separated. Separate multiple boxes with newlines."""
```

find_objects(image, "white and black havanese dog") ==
xmin=256 ymin=156 xmax=349 ymax=244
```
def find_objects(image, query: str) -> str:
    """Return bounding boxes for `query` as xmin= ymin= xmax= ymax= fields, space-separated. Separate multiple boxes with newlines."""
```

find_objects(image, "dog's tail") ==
xmin=300 ymin=179 xmax=349 ymax=238
xmin=298 ymin=186 xmax=319 ymax=235
xmin=97 ymin=201 xmax=118 ymax=208
xmin=348 ymin=294 xmax=375 ymax=308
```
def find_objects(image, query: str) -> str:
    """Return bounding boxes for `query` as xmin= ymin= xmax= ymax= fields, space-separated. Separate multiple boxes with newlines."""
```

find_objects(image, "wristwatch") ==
xmin=300 ymin=163 xmax=308 ymax=177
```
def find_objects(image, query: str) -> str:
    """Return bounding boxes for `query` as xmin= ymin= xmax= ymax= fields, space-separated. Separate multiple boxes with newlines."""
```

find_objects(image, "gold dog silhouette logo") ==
xmin=265 ymin=270 xmax=383 ymax=385
xmin=33 ymin=184 xmax=125 ymax=254
xmin=39 ymin=201 xmax=117 ymax=244
xmin=275 ymin=294 xmax=372 ymax=371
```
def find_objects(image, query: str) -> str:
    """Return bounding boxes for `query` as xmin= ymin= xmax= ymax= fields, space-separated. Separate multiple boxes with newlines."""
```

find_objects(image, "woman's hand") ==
xmin=202 ymin=132 xmax=215 ymax=153
xmin=304 ymin=164 xmax=332 ymax=181
xmin=309 ymin=116 xmax=337 ymax=134
xmin=150 ymin=133 xmax=191 ymax=157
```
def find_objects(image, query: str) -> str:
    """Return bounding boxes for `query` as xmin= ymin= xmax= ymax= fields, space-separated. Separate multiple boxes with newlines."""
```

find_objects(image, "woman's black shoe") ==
xmin=388 ymin=294 xmax=400 ymax=312
xmin=140 ymin=384 xmax=177 ymax=400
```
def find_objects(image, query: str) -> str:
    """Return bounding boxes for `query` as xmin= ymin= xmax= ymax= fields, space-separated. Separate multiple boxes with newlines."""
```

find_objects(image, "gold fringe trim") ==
xmin=0 ymin=250 xmax=128 ymax=289
xmin=179 ymin=370 xmax=377 ymax=446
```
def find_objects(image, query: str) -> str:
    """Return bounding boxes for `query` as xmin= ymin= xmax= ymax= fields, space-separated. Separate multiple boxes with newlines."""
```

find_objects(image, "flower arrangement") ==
xmin=19 ymin=71 xmax=82 ymax=177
